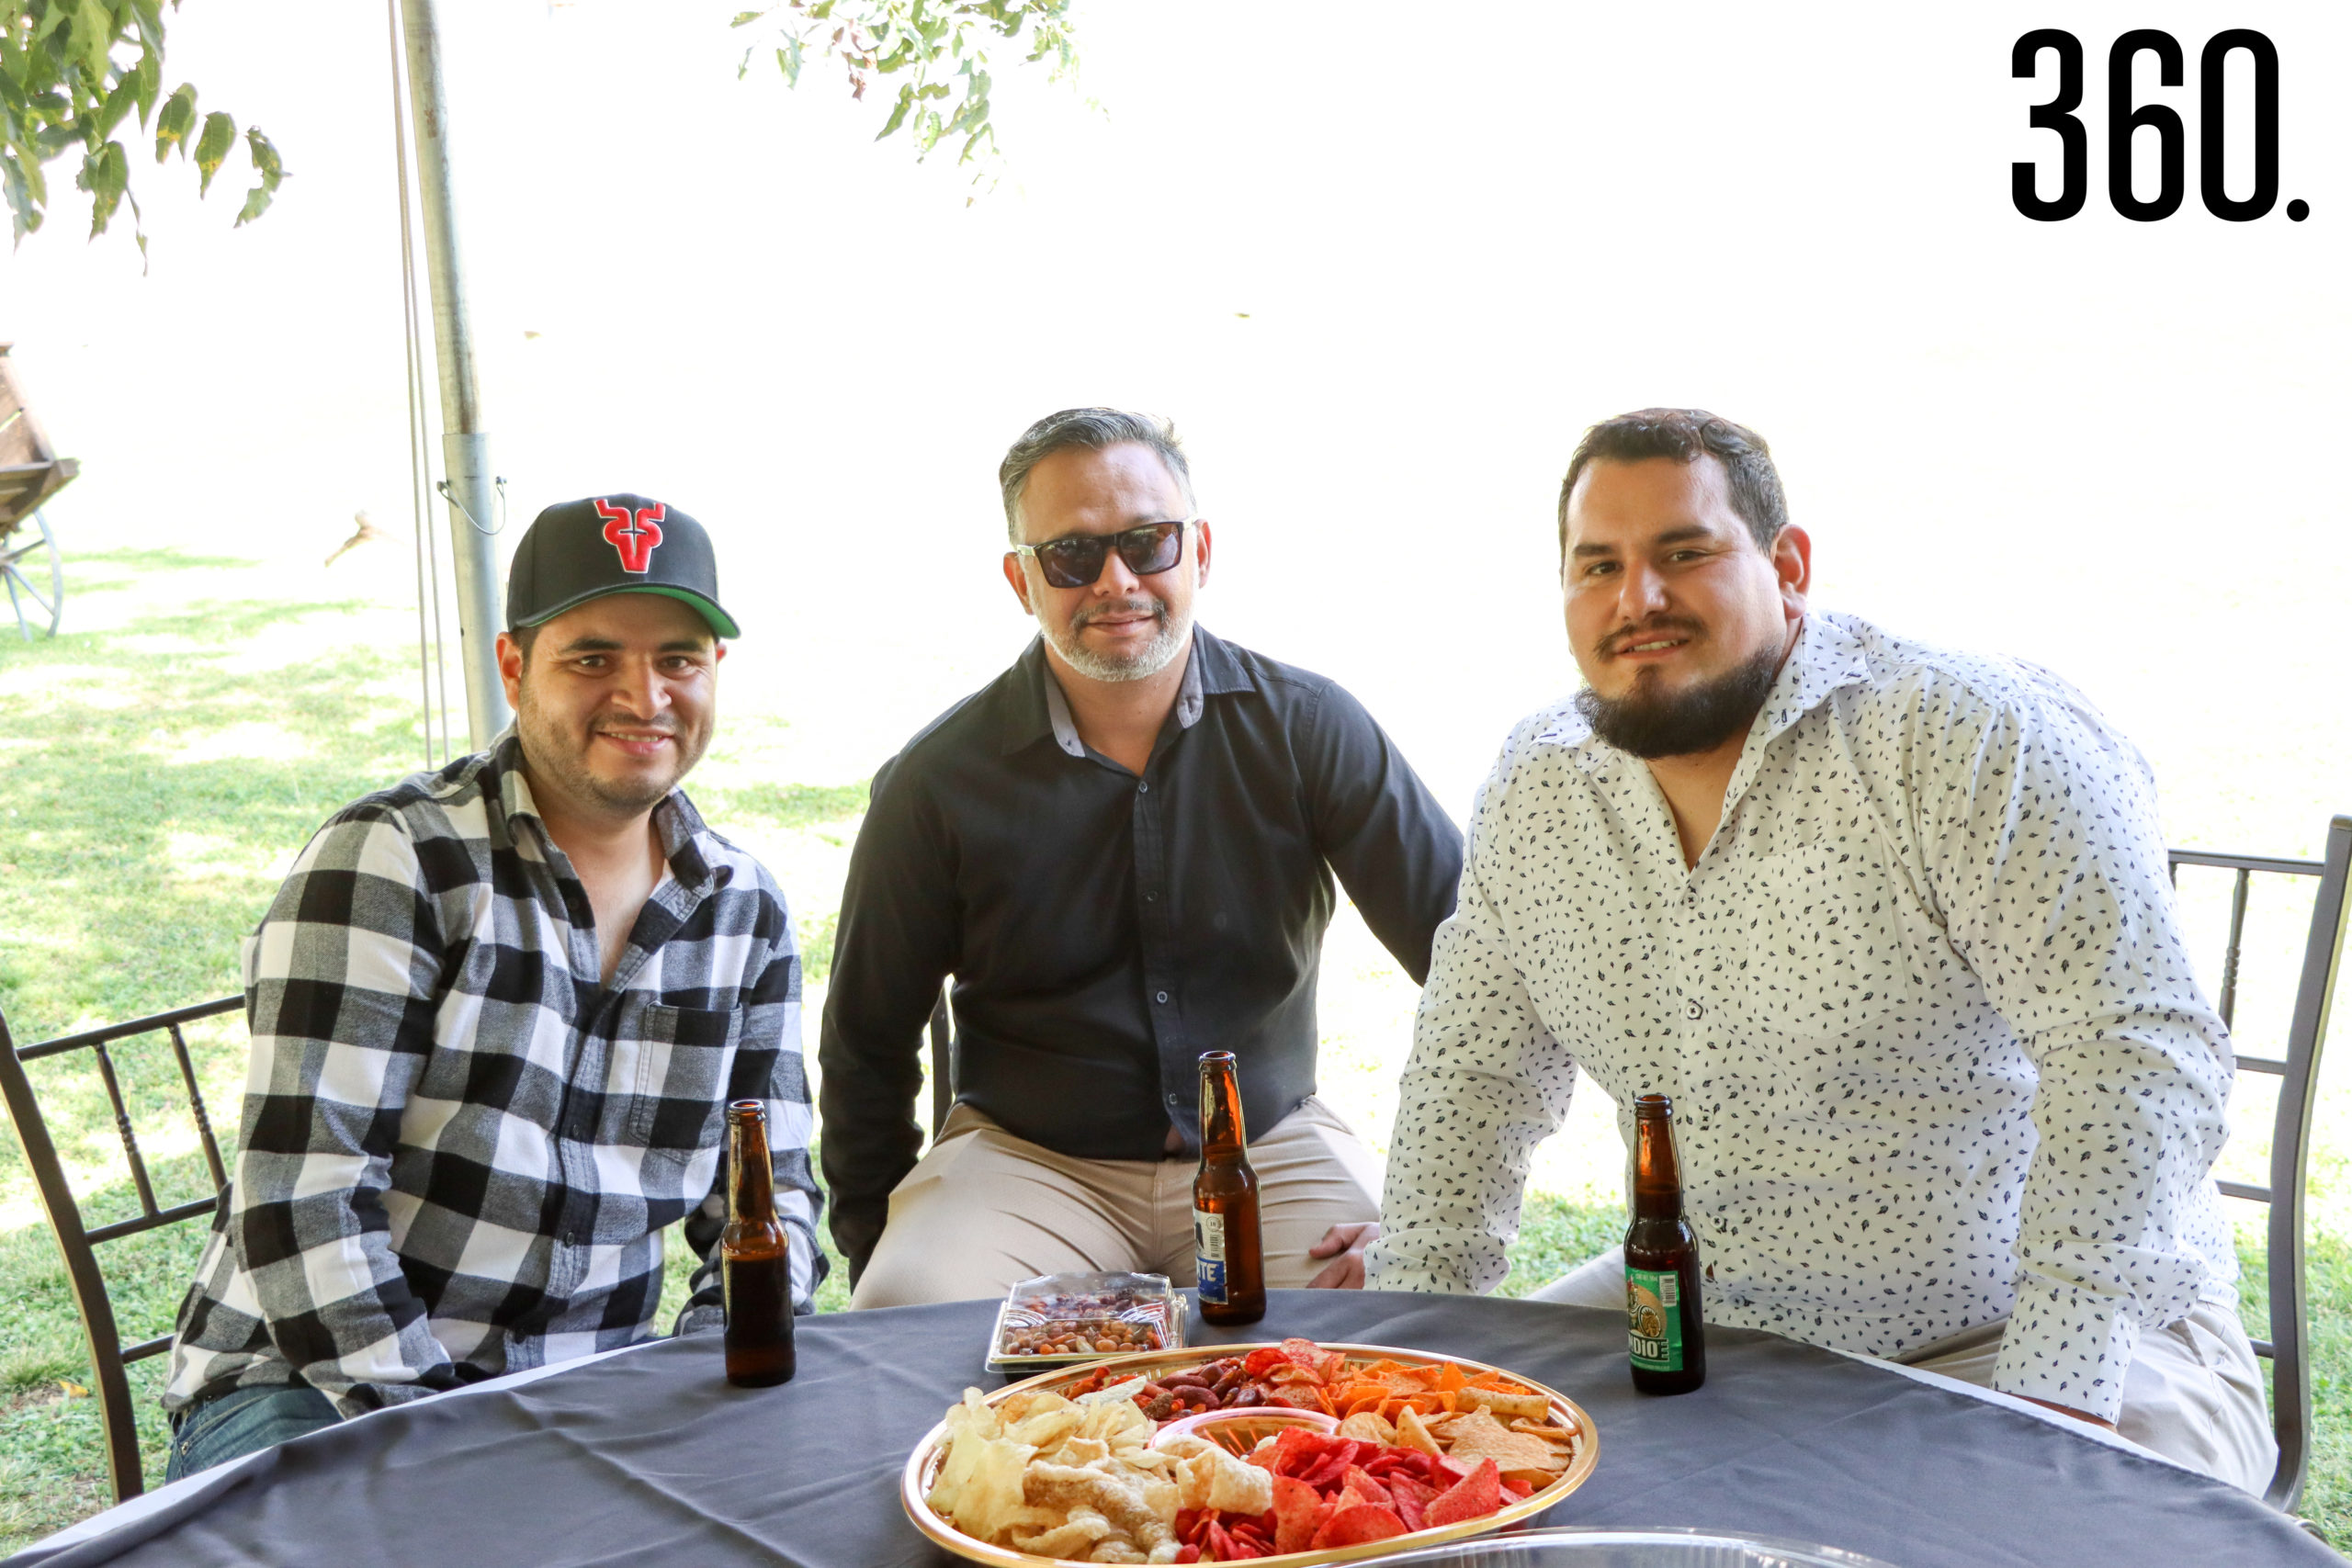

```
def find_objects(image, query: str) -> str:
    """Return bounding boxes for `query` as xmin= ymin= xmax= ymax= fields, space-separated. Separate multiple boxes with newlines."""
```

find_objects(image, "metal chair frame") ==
xmin=0 ymin=996 xmax=243 ymax=1501
xmin=2168 ymin=815 xmax=2351 ymax=1512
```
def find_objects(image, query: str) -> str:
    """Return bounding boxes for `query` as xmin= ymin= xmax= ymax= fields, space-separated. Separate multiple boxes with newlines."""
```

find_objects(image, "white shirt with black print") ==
xmin=164 ymin=733 xmax=823 ymax=1417
xmin=1364 ymin=611 xmax=2234 ymax=1423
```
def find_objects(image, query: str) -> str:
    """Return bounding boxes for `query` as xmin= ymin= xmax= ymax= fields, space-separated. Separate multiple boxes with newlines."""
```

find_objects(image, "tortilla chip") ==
xmin=1337 ymin=1410 xmax=1396 ymax=1446
xmin=1443 ymin=1409 xmax=1563 ymax=1477
xmin=1454 ymin=1386 xmax=1552 ymax=1422
xmin=1394 ymin=1405 xmax=1444 ymax=1457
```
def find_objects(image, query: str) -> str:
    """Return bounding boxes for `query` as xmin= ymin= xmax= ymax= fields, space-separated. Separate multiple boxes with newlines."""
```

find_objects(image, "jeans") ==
xmin=165 ymin=1382 xmax=345 ymax=1483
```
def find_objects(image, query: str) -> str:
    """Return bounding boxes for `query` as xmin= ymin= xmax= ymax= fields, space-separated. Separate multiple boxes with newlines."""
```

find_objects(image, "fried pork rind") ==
xmin=1155 ymin=1435 xmax=1275 ymax=1517
xmin=1012 ymin=1507 xmax=1115 ymax=1558
xmin=1024 ymin=1462 xmax=1173 ymax=1552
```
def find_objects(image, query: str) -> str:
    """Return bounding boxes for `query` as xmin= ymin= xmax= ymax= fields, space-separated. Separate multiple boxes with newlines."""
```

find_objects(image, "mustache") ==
xmin=1073 ymin=599 xmax=1167 ymax=629
xmin=1597 ymin=616 xmax=1705 ymax=659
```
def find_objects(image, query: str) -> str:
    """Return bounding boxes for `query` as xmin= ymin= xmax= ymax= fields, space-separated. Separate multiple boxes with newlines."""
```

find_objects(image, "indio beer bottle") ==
xmin=1623 ymin=1093 xmax=1705 ymax=1394
xmin=721 ymin=1100 xmax=797 ymax=1388
xmin=1193 ymin=1051 xmax=1266 ymax=1325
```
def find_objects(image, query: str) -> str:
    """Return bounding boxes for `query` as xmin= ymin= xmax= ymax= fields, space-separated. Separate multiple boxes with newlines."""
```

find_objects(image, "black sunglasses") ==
xmin=1012 ymin=519 xmax=1195 ymax=590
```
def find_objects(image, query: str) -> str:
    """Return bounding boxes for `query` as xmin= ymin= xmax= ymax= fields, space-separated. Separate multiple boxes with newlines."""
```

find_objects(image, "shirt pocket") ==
xmin=624 ymin=1002 xmax=744 ymax=1149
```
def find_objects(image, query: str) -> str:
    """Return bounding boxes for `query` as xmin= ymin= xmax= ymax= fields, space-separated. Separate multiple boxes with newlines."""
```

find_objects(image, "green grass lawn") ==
xmin=0 ymin=551 xmax=2343 ymax=1552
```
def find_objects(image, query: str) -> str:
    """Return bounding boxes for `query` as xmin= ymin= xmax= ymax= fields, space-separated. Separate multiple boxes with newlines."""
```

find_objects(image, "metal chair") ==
xmin=0 ymin=996 xmax=243 ymax=1501
xmin=2167 ymin=815 xmax=2351 ymax=1512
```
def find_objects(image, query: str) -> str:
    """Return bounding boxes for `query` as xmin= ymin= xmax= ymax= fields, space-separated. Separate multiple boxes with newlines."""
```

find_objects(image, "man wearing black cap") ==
xmin=160 ymin=495 xmax=824 ymax=1479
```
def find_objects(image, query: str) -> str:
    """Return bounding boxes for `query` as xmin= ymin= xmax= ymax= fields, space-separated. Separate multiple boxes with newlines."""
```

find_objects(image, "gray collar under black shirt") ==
xmin=817 ymin=626 xmax=1464 ymax=1279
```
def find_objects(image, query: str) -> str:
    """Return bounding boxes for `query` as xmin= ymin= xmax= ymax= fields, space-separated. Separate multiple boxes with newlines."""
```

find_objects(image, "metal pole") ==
xmin=399 ymin=0 xmax=511 ymax=748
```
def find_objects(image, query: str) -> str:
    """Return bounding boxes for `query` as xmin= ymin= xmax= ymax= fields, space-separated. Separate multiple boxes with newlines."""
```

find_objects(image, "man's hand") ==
xmin=2018 ymin=1394 xmax=2118 ymax=1432
xmin=1306 ymin=1222 xmax=1381 ymax=1289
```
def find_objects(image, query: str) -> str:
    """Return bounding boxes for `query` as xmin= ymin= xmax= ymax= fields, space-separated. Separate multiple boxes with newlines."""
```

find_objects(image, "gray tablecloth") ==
xmin=11 ymin=1292 xmax=2335 ymax=1568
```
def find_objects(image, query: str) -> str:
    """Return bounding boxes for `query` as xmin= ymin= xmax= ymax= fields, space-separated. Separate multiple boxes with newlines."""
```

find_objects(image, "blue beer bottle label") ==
xmin=1194 ymin=1208 xmax=1228 ymax=1305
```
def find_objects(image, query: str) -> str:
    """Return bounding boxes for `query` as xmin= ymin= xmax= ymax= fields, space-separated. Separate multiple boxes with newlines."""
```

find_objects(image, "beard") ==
xmin=1575 ymin=637 xmax=1783 ymax=759
xmin=1045 ymin=594 xmax=1193 ymax=682
xmin=515 ymin=690 xmax=707 ymax=818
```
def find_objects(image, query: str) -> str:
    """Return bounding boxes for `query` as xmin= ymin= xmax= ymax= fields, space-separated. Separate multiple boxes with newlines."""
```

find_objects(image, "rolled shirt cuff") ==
xmin=1363 ymin=1227 xmax=1498 ymax=1296
xmin=1990 ymin=1278 xmax=2139 ymax=1424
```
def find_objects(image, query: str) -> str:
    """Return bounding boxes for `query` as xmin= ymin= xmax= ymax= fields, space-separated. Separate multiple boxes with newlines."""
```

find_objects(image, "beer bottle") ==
xmin=1623 ymin=1092 xmax=1705 ymax=1394
xmin=1193 ymin=1051 xmax=1266 ymax=1325
xmin=721 ymin=1100 xmax=797 ymax=1387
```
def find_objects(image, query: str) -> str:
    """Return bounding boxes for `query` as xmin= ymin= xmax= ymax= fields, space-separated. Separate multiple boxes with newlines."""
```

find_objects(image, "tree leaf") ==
xmin=97 ymin=76 xmax=136 ymax=138
xmin=153 ymin=81 xmax=195 ymax=161
xmin=875 ymin=82 xmax=911 ymax=141
xmin=192 ymin=107 xmax=232 ymax=193
xmin=130 ymin=36 xmax=159 ymax=125
xmin=776 ymin=39 xmax=802 ymax=86
xmin=74 ymin=0 xmax=114 ymax=85
xmin=77 ymin=136 xmax=126 ymax=236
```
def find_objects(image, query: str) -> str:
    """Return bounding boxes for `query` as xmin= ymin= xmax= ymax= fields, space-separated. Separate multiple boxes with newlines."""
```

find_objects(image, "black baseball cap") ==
xmin=504 ymin=493 xmax=741 ymax=638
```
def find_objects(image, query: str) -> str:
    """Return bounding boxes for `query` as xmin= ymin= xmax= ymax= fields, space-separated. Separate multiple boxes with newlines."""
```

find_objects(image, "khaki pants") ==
xmin=850 ymin=1098 xmax=1383 ymax=1309
xmin=1530 ymin=1245 xmax=2278 ymax=1496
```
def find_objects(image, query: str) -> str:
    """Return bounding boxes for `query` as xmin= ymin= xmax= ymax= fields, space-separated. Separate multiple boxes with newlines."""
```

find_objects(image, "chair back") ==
xmin=2168 ymin=815 xmax=2351 ymax=1512
xmin=0 ymin=996 xmax=243 ymax=1501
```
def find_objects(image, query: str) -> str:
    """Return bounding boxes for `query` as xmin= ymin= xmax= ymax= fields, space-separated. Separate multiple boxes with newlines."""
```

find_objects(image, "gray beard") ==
xmin=1045 ymin=601 xmax=1192 ymax=682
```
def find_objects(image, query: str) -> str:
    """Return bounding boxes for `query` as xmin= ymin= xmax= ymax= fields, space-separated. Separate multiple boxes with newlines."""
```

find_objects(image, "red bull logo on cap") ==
xmin=594 ymin=498 xmax=666 ymax=573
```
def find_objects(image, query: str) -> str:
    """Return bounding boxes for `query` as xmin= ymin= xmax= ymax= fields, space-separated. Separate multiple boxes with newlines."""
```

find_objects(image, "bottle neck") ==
xmin=1198 ymin=1066 xmax=1248 ymax=1161
xmin=728 ymin=1111 xmax=775 ymax=1219
xmin=1632 ymin=1111 xmax=1682 ymax=1217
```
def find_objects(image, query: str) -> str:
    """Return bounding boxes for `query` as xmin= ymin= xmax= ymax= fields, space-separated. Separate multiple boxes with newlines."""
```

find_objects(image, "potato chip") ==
xmin=960 ymin=1437 xmax=1048 ymax=1543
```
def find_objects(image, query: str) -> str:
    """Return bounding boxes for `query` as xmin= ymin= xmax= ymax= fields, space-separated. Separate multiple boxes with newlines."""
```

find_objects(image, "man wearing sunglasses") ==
xmin=820 ymin=407 xmax=1464 ymax=1307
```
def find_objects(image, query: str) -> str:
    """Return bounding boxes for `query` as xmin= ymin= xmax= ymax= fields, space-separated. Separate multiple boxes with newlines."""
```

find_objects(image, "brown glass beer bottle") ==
xmin=721 ymin=1100 xmax=797 ymax=1388
xmin=1623 ymin=1093 xmax=1705 ymax=1394
xmin=1193 ymin=1051 xmax=1266 ymax=1325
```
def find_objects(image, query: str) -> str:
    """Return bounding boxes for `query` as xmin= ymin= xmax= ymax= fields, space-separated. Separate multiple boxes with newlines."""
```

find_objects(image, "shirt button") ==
xmin=1685 ymin=998 xmax=1703 ymax=1021
xmin=1157 ymin=990 xmax=1170 ymax=1004
xmin=1145 ymin=892 xmax=1159 ymax=903
xmin=1137 ymin=782 xmax=1150 ymax=795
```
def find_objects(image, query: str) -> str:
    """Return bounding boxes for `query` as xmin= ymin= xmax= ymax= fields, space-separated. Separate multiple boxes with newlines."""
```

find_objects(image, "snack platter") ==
xmin=903 ymin=1339 xmax=1600 ymax=1566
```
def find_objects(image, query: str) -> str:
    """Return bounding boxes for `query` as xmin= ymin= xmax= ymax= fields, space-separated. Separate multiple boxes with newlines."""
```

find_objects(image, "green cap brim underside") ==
xmin=511 ymin=585 xmax=741 ymax=640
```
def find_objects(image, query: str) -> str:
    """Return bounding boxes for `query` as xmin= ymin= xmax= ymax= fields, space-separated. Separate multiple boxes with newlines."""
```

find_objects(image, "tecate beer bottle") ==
xmin=1623 ymin=1092 xmax=1706 ymax=1394
xmin=1193 ymin=1051 xmax=1266 ymax=1325
xmin=722 ymin=1100 xmax=797 ymax=1388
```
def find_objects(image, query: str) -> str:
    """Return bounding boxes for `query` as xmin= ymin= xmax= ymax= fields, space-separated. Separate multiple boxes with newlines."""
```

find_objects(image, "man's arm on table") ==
xmin=680 ymin=929 xmax=829 ymax=1325
xmin=816 ymin=757 xmax=956 ymax=1283
xmin=1362 ymin=740 xmax=1580 ymax=1295
xmin=1295 ymin=679 xmax=1468 ymax=1285
xmin=1911 ymin=675 xmax=2232 ymax=1427
xmin=229 ymin=811 xmax=469 ymax=1416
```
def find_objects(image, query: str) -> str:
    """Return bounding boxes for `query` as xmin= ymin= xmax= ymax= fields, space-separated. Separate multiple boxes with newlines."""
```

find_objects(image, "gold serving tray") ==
xmin=901 ymin=1340 xmax=1600 ymax=1567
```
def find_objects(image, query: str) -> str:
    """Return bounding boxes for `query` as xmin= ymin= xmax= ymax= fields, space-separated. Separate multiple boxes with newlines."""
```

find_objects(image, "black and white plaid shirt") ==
xmin=164 ymin=734 xmax=824 ymax=1417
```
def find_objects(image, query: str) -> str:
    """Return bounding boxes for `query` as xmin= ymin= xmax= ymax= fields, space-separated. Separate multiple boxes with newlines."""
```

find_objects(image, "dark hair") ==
xmin=1556 ymin=408 xmax=1787 ymax=557
xmin=998 ymin=408 xmax=1195 ymax=542
xmin=510 ymin=624 xmax=541 ymax=663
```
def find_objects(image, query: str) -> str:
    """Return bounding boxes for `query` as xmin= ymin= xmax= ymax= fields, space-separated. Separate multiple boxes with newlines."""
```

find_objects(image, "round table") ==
xmin=11 ymin=1291 xmax=2333 ymax=1568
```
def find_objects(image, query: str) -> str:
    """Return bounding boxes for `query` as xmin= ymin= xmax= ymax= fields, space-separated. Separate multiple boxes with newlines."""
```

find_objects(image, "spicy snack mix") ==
xmin=921 ymin=1338 xmax=1585 ymax=1563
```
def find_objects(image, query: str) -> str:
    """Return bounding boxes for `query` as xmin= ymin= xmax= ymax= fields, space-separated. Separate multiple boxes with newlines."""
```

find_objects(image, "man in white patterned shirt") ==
xmin=161 ymin=495 xmax=823 ymax=1478
xmin=1363 ymin=409 xmax=2273 ymax=1493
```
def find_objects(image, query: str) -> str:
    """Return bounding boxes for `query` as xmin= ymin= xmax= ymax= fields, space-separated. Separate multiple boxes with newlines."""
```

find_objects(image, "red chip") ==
xmin=1425 ymin=1457 xmax=1503 ymax=1527
xmin=1385 ymin=1472 xmax=1439 ymax=1532
xmin=1272 ymin=1475 xmax=1329 ymax=1555
xmin=1311 ymin=1503 xmax=1408 ymax=1549
xmin=1340 ymin=1464 xmax=1390 ymax=1510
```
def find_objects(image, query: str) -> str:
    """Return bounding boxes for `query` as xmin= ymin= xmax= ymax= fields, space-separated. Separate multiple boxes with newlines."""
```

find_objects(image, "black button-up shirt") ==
xmin=818 ymin=627 xmax=1464 ymax=1276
